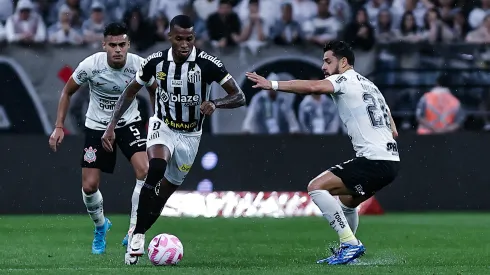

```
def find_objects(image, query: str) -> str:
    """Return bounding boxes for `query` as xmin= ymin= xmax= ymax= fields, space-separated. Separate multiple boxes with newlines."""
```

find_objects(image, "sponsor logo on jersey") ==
xmin=83 ymin=147 xmax=97 ymax=163
xmin=171 ymin=79 xmax=183 ymax=87
xmin=170 ymin=94 xmax=200 ymax=107
xmin=141 ymin=52 xmax=163 ymax=68
xmin=187 ymin=69 xmax=201 ymax=83
xmin=124 ymin=67 xmax=137 ymax=75
xmin=164 ymin=118 xmax=198 ymax=130
xmin=198 ymin=51 xmax=223 ymax=67
xmin=99 ymin=98 xmax=117 ymax=110
xmin=178 ymin=164 xmax=192 ymax=173
xmin=156 ymin=71 xmax=166 ymax=80
xmin=335 ymin=76 xmax=347 ymax=84
xmin=92 ymin=68 xmax=108 ymax=76
xmin=76 ymin=70 xmax=88 ymax=81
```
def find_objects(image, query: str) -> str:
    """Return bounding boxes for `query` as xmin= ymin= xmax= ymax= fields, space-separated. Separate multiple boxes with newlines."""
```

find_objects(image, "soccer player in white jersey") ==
xmin=48 ymin=23 xmax=157 ymax=255
xmin=246 ymin=41 xmax=400 ymax=265
xmin=101 ymin=15 xmax=246 ymax=265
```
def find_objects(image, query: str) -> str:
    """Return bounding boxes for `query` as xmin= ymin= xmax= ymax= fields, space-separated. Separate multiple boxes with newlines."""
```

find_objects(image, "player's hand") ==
xmin=246 ymin=72 xmax=272 ymax=90
xmin=392 ymin=129 xmax=398 ymax=139
xmin=200 ymin=101 xmax=216 ymax=115
xmin=49 ymin=127 xmax=65 ymax=152
xmin=101 ymin=128 xmax=116 ymax=152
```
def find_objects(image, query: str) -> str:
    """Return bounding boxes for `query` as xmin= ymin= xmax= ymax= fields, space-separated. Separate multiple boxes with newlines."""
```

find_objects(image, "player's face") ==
xmin=170 ymin=26 xmax=195 ymax=60
xmin=322 ymin=50 xmax=341 ymax=77
xmin=103 ymin=35 xmax=130 ymax=65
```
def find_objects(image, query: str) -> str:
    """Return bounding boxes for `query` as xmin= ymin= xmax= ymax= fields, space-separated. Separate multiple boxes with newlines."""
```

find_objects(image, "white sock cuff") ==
xmin=136 ymin=179 xmax=145 ymax=186
xmin=82 ymin=189 xmax=102 ymax=204
xmin=308 ymin=190 xmax=328 ymax=196
xmin=338 ymin=199 xmax=357 ymax=213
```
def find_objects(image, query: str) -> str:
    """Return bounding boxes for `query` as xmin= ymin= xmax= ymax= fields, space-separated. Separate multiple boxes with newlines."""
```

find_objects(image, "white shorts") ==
xmin=146 ymin=116 xmax=201 ymax=185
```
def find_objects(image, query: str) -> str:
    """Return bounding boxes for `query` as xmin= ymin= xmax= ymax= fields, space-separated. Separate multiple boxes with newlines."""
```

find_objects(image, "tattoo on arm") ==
xmin=108 ymin=80 xmax=142 ymax=128
xmin=213 ymin=78 xmax=246 ymax=109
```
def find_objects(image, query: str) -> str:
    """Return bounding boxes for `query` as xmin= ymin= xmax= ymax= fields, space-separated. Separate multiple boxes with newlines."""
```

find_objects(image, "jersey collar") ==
xmin=167 ymin=47 xmax=197 ymax=62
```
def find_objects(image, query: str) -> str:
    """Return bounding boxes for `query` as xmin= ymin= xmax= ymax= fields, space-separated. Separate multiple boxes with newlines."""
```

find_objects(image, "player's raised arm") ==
xmin=212 ymin=78 xmax=246 ymax=108
xmin=245 ymin=72 xmax=338 ymax=95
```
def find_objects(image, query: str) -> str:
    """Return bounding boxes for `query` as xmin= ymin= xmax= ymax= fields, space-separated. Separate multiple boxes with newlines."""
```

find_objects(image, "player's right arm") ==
xmin=245 ymin=72 xmax=340 ymax=94
xmin=49 ymin=58 xmax=92 ymax=152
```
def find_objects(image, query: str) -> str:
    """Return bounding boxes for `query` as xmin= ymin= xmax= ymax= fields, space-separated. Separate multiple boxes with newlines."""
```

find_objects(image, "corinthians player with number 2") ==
xmin=102 ymin=15 xmax=246 ymax=264
xmin=48 ymin=23 xmax=158 ymax=255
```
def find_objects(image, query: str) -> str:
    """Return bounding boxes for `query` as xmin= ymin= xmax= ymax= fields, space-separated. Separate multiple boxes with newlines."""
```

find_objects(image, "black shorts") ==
xmin=328 ymin=157 xmax=400 ymax=197
xmin=81 ymin=121 xmax=147 ymax=173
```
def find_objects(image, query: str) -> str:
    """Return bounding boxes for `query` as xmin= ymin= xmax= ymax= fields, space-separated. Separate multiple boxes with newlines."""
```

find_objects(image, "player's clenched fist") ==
xmin=49 ymin=127 xmax=65 ymax=152
xmin=101 ymin=128 xmax=116 ymax=152
xmin=200 ymin=101 xmax=216 ymax=115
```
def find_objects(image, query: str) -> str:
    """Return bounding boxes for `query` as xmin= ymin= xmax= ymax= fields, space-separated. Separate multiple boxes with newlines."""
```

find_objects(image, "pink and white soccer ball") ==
xmin=147 ymin=233 xmax=184 ymax=266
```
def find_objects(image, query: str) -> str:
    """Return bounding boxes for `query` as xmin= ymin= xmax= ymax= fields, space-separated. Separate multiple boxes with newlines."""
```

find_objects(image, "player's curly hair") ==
xmin=323 ymin=41 xmax=355 ymax=66
xmin=103 ymin=22 xmax=128 ymax=37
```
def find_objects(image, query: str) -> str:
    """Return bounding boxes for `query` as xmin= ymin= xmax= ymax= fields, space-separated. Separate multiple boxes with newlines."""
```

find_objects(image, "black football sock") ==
xmin=133 ymin=158 xmax=167 ymax=235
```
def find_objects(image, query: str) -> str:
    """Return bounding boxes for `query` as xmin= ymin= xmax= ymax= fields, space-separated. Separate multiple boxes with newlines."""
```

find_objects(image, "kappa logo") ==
xmin=156 ymin=71 xmax=166 ymax=80
xmin=83 ymin=146 xmax=97 ymax=163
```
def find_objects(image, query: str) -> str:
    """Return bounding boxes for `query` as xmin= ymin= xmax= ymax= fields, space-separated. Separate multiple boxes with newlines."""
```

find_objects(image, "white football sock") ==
xmin=82 ymin=189 xmax=105 ymax=227
xmin=338 ymin=200 xmax=359 ymax=234
xmin=130 ymin=179 xmax=145 ymax=228
xmin=309 ymin=190 xmax=358 ymax=245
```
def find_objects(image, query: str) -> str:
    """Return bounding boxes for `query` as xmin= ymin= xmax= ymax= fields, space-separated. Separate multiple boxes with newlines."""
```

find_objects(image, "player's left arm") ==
xmin=145 ymin=80 xmax=158 ymax=113
xmin=387 ymin=107 xmax=398 ymax=139
xmin=246 ymin=72 xmax=340 ymax=94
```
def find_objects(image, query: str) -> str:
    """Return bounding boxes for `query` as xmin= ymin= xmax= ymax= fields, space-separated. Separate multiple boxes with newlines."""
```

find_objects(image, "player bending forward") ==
xmin=246 ymin=41 xmax=400 ymax=265
xmin=49 ymin=23 xmax=157 ymax=254
xmin=101 ymin=15 xmax=246 ymax=264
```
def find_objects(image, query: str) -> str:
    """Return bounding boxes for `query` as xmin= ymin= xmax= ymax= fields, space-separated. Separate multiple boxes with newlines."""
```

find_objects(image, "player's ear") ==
xmin=102 ymin=41 xmax=106 ymax=50
xmin=127 ymin=40 xmax=131 ymax=49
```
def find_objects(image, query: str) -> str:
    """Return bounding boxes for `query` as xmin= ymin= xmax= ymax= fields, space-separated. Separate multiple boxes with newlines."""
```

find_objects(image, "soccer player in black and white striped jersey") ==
xmin=101 ymin=15 xmax=245 ymax=264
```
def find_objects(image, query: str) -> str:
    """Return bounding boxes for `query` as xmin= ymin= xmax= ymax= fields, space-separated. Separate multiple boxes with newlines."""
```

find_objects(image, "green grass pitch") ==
xmin=0 ymin=214 xmax=489 ymax=275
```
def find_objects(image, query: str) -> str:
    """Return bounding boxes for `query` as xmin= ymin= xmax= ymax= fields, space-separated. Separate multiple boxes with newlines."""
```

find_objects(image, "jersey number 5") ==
xmin=129 ymin=125 xmax=140 ymax=137
xmin=362 ymin=93 xmax=391 ymax=129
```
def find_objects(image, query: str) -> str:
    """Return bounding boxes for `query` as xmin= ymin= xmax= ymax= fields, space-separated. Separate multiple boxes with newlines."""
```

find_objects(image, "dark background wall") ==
xmin=0 ymin=133 xmax=488 ymax=214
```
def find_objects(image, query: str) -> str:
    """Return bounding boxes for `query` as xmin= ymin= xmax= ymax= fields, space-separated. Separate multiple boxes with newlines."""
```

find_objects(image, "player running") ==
xmin=101 ymin=15 xmax=246 ymax=264
xmin=48 ymin=23 xmax=156 ymax=255
xmin=246 ymin=41 xmax=400 ymax=265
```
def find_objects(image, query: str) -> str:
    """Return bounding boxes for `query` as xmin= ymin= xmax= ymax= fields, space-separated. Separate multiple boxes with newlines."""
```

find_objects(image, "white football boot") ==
xmin=129 ymin=233 xmax=145 ymax=257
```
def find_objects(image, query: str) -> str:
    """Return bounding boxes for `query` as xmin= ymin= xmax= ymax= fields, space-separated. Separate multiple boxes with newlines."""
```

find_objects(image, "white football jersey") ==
xmin=72 ymin=52 xmax=155 ymax=130
xmin=326 ymin=69 xmax=400 ymax=161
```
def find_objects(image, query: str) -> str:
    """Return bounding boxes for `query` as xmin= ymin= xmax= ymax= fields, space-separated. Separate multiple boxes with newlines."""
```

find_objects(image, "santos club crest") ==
xmin=84 ymin=146 xmax=97 ymax=163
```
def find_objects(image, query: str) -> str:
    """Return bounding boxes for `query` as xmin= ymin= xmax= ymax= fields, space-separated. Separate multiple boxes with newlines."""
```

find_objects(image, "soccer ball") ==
xmin=147 ymin=233 xmax=184 ymax=266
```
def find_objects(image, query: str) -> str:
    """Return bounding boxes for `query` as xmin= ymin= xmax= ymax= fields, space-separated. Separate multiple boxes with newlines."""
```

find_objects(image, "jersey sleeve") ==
xmin=205 ymin=56 xmax=232 ymax=85
xmin=137 ymin=56 xmax=155 ymax=87
xmin=71 ymin=56 xmax=93 ymax=85
xmin=325 ymin=74 xmax=344 ymax=93
xmin=136 ymin=52 xmax=162 ymax=85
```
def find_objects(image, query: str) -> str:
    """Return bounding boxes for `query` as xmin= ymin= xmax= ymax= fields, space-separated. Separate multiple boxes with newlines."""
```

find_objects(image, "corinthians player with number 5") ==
xmin=48 ymin=23 xmax=157 ymax=255
xmin=101 ymin=15 xmax=246 ymax=265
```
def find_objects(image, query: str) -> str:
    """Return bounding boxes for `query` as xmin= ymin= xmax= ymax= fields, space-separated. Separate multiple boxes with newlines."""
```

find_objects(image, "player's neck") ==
xmin=339 ymin=66 xmax=353 ymax=74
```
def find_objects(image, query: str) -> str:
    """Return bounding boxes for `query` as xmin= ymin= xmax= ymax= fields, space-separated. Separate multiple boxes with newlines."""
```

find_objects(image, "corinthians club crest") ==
xmin=84 ymin=146 xmax=97 ymax=163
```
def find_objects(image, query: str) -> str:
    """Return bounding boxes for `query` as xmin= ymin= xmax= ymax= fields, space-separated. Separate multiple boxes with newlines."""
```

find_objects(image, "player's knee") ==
xmin=307 ymin=178 xmax=323 ymax=192
xmin=148 ymin=158 xmax=167 ymax=175
xmin=82 ymin=181 xmax=98 ymax=195
xmin=134 ymin=163 xmax=149 ymax=180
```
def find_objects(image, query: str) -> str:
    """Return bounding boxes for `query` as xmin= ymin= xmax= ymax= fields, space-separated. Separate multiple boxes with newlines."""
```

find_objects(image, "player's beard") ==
xmin=333 ymin=63 xmax=341 ymax=75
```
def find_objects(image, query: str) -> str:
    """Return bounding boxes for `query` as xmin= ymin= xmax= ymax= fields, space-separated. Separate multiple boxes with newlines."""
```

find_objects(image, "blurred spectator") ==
xmin=34 ymin=0 xmax=55 ymax=24
xmin=376 ymin=9 xmax=397 ymax=43
xmin=392 ymin=0 xmax=434 ymax=28
xmin=302 ymin=0 xmax=342 ymax=47
xmin=152 ymin=11 xmax=169 ymax=42
xmin=330 ymin=0 xmax=352 ymax=25
xmin=396 ymin=11 xmax=424 ymax=42
xmin=452 ymin=9 xmax=470 ymax=41
xmin=237 ymin=0 xmax=268 ymax=54
xmin=148 ymin=0 xmax=188 ymax=20
xmin=365 ymin=0 xmax=390 ymax=28
xmin=468 ymin=0 xmax=490 ymax=29
xmin=438 ymin=0 xmax=458 ymax=25
xmin=5 ymin=0 xmax=46 ymax=44
xmin=416 ymin=74 xmax=464 ymax=134
xmin=298 ymin=94 xmax=341 ymax=134
xmin=344 ymin=8 xmax=375 ymax=51
xmin=290 ymin=0 xmax=317 ymax=23
xmin=270 ymin=3 xmax=303 ymax=45
xmin=182 ymin=3 xmax=207 ymax=48
xmin=51 ymin=0 xmax=84 ymax=28
xmin=0 ymin=0 xmax=14 ymax=23
xmin=465 ymin=13 xmax=490 ymax=43
xmin=207 ymin=0 xmax=241 ymax=48
xmin=0 ymin=22 xmax=5 ymax=42
xmin=82 ymin=2 xmax=105 ymax=47
xmin=48 ymin=5 xmax=83 ymax=45
xmin=235 ymin=0 xmax=280 ymax=29
xmin=421 ymin=7 xmax=454 ymax=43
xmin=124 ymin=8 xmax=156 ymax=51
xmin=193 ymin=0 xmax=219 ymax=21
xmin=242 ymin=90 xmax=300 ymax=134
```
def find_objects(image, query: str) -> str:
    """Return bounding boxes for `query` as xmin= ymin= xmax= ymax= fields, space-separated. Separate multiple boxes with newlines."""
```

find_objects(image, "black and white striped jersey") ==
xmin=135 ymin=47 xmax=232 ymax=133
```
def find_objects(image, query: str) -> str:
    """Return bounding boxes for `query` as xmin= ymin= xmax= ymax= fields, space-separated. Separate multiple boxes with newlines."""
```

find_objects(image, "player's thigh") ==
xmin=146 ymin=117 xmax=175 ymax=162
xmin=82 ymin=168 xmax=101 ymax=193
xmin=116 ymin=121 xmax=148 ymax=179
xmin=307 ymin=169 xmax=352 ymax=195
xmin=80 ymin=127 xmax=117 ymax=174
xmin=164 ymin=134 xmax=201 ymax=186
xmin=327 ymin=157 xmax=400 ymax=198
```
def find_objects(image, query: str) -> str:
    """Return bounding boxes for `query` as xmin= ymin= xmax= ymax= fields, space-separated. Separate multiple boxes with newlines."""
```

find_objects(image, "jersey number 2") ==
xmin=362 ymin=93 xmax=391 ymax=129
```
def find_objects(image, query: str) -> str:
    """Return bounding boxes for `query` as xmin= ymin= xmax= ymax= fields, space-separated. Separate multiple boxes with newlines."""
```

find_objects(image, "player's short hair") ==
xmin=323 ymin=41 xmax=355 ymax=66
xmin=249 ymin=0 xmax=259 ymax=5
xmin=219 ymin=0 xmax=233 ymax=6
xmin=170 ymin=15 xmax=194 ymax=30
xmin=103 ymin=22 xmax=128 ymax=37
